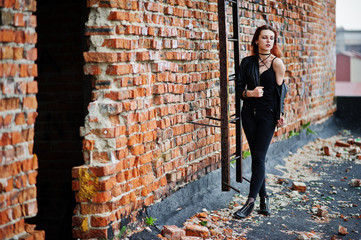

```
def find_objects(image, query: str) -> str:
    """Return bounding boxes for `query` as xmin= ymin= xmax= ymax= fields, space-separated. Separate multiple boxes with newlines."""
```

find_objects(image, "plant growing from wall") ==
xmin=199 ymin=220 xmax=208 ymax=226
xmin=301 ymin=122 xmax=317 ymax=135
xmin=145 ymin=216 xmax=157 ymax=226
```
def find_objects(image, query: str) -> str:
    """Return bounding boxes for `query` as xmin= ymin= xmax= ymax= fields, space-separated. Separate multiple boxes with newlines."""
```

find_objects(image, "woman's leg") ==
xmin=246 ymin=110 xmax=275 ymax=199
xmin=235 ymin=108 xmax=275 ymax=219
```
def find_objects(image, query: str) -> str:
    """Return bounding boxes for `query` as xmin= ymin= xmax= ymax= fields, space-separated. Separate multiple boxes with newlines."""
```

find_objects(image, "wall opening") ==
xmin=29 ymin=1 xmax=90 ymax=239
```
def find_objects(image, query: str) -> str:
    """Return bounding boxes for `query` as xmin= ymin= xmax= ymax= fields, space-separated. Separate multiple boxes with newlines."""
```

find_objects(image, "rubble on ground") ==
xmin=159 ymin=133 xmax=361 ymax=239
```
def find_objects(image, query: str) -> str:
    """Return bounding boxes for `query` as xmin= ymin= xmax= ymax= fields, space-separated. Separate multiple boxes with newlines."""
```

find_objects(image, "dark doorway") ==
xmin=29 ymin=1 xmax=90 ymax=239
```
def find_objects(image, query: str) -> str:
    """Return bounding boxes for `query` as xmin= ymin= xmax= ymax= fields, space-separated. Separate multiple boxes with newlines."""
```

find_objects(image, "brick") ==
xmin=23 ymin=96 xmax=37 ymax=109
xmin=335 ymin=140 xmax=351 ymax=148
xmin=316 ymin=207 xmax=328 ymax=217
xmin=27 ymin=81 xmax=38 ymax=94
xmin=28 ymin=15 xmax=36 ymax=27
xmin=91 ymin=191 xmax=112 ymax=203
xmin=91 ymin=214 xmax=115 ymax=227
xmin=350 ymin=179 xmax=361 ymax=187
xmin=106 ymin=64 xmax=132 ymax=75
xmin=15 ymin=112 xmax=25 ymax=125
xmin=131 ymin=144 xmax=145 ymax=155
xmin=0 ymin=209 xmax=12 ymax=224
xmin=84 ymin=64 xmax=101 ymax=75
xmin=98 ymin=176 xmax=116 ymax=191
xmin=99 ymin=0 xmax=138 ymax=10
xmin=83 ymin=52 xmax=118 ymax=62
xmin=0 ymin=98 xmax=20 ymax=111
xmin=349 ymin=148 xmax=359 ymax=155
xmin=292 ymin=181 xmax=307 ymax=192
xmin=26 ymin=112 xmax=37 ymax=125
xmin=338 ymin=225 xmax=348 ymax=235
xmin=25 ymin=48 xmax=37 ymax=60
xmin=185 ymin=224 xmax=210 ymax=238
xmin=23 ymin=201 xmax=37 ymax=216
xmin=1 ymin=46 xmax=14 ymax=59
xmin=82 ymin=139 xmax=95 ymax=151
xmin=14 ymin=13 xmax=25 ymax=26
xmin=161 ymin=225 xmax=185 ymax=240
xmin=1 ymin=10 xmax=14 ymax=25
xmin=323 ymin=146 xmax=331 ymax=156
xmin=2 ymin=114 xmax=13 ymax=126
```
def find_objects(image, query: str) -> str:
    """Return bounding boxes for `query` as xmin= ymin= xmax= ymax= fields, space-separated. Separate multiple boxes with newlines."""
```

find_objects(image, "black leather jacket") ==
xmin=236 ymin=55 xmax=287 ymax=121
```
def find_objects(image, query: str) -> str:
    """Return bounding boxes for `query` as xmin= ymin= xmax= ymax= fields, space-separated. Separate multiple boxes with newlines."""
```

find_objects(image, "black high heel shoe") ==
xmin=258 ymin=195 xmax=271 ymax=216
xmin=234 ymin=199 xmax=255 ymax=219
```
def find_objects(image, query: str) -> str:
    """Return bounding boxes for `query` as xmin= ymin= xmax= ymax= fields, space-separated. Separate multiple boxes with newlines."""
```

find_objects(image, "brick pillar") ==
xmin=0 ymin=0 xmax=45 ymax=239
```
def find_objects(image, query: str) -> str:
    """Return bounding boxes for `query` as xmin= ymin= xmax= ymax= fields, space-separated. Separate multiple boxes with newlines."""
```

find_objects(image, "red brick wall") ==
xmin=0 ymin=0 xmax=44 ymax=239
xmin=71 ymin=0 xmax=336 ymax=239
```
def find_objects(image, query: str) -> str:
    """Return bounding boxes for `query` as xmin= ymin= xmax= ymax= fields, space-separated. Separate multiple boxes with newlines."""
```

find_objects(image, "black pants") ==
xmin=241 ymin=106 xmax=276 ymax=199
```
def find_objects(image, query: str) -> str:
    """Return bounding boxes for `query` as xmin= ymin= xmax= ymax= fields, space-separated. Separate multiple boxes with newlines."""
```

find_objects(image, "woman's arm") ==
xmin=273 ymin=57 xmax=287 ymax=127
xmin=273 ymin=58 xmax=286 ymax=86
xmin=236 ymin=60 xmax=247 ymax=100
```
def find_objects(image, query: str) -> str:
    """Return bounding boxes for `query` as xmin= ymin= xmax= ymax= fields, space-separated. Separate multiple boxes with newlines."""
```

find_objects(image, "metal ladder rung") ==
xmin=226 ymin=0 xmax=238 ymax=5
xmin=229 ymin=73 xmax=236 ymax=81
xmin=242 ymin=177 xmax=250 ymax=183
xmin=206 ymin=116 xmax=221 ymax=121
xmin=228 ymin=38 xmax=238 ymax=42
xmin=222 ymin=181 xmax=240 ymax=193
xmin=229 ymin=117 xmax=239 ymax=123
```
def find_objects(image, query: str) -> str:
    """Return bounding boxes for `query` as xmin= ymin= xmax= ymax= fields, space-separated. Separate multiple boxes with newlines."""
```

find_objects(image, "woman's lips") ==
xmin=266 ymin=44 xmax=271 ymax=47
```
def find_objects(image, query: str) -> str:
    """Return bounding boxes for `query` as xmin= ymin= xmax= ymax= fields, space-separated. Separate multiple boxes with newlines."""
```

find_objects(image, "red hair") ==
xmin=251 ymin=25 xmax=282 ymax=57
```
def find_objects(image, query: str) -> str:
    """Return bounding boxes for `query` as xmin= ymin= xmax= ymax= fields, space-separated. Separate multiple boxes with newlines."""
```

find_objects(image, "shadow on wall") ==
xmin=28 ymin=1 xmax=90 ymax=239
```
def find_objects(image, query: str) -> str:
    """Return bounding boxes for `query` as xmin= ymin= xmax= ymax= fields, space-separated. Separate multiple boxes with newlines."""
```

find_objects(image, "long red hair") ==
xmin=251 ymin=25 xmax=282 ymax=57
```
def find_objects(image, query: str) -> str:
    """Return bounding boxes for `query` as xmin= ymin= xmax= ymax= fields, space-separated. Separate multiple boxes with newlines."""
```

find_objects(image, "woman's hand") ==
xmin=250 ymin=86 xmax=264 ymax=98
xmin=277 ymin=117 xmax=286 ymax=127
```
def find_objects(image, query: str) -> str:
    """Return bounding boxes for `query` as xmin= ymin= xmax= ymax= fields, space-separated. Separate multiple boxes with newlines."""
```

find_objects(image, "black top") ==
xmin=244 ymin=57 xmax=277 ymax=111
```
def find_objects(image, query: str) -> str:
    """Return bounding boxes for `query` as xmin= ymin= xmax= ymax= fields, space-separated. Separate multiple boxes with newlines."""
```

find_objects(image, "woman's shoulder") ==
xmin=272 ymin=57 xmax=285 ymax=71
xmin=241 ymin=55 xmax=257 ymax=65
xmin=242 ymin=55 xmax=257 ymax=61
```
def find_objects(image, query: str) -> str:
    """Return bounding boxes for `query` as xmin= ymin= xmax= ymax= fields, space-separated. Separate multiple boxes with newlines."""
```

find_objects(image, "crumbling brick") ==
xmin=323 ymin=146 xmax=332 ymax=156
xmin=317 ymin=207 xmax=328 ymax=218
xmin=161 ymin=225 xmax=186 ymax=240
xmin=350 ymin=179 xmax=361 ymax=187
xmin=338 ymin=225 xmax=348 ymax=235
xmin=292 ymin=182 xmax=307 ymax=193
xmin=335 ymin=140 xmax=351 ymax=148
xmin=185 ymin=224 xmax=210 ymax=238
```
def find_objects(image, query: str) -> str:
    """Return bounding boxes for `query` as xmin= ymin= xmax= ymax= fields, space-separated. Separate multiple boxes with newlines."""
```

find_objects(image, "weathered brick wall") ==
xmin=0 ymin=0 xmax=44 ymax=239
xmin=72 ymin=0 xmax=336 ymax=238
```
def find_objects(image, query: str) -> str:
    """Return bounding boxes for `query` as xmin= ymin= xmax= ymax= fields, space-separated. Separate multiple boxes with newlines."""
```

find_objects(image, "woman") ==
xmin=234 ymin=25 xmax=287 ymax=219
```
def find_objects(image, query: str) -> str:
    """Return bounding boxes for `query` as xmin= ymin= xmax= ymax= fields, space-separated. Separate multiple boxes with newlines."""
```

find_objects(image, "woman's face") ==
xmin=256 ymin=30 xmax=275 ymax=53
